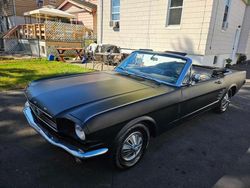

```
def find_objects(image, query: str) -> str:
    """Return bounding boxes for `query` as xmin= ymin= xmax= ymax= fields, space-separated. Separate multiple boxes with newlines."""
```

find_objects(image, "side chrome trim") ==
xmin=23 ymin=102 xmax=108 ymax=159
xmin=181 ymin=100 xmax=220 ymax=119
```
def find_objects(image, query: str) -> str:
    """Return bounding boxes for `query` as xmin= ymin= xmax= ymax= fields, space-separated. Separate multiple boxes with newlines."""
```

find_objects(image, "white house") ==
xmin=97 ymin=0 xmax=250 ymax=67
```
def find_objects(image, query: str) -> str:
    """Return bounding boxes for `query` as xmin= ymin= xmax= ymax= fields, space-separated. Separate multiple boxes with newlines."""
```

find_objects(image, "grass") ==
xmin=0 ymin=59 xmax=91 ymax=91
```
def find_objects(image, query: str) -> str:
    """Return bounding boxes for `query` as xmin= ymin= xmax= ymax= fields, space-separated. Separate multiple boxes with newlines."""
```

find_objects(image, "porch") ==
xmin=2 ymin=7 xmax=94 ymax=57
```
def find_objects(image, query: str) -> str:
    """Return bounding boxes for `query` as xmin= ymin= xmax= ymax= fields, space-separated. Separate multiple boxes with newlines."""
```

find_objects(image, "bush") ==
xmin=237 ymin=54 xmax=247 ymax=64
xmin=225 ymin=58 xmax=232 ymax=68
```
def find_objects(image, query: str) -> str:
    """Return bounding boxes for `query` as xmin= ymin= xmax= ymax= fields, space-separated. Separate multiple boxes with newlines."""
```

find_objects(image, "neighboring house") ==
xmin=98 ymin=0 xmax=250 ymax=67
xmin=0 ymin=0 xmax=64 ymax=49
xmin=58 ymin=0 xmax=97 ymax=35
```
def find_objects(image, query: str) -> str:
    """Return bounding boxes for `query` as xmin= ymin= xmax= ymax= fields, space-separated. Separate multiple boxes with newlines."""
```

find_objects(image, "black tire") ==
xmin=215 ymin=89 xmax=232 ymax=113
xmin=113 ymin=123 xmax=150 ymax=170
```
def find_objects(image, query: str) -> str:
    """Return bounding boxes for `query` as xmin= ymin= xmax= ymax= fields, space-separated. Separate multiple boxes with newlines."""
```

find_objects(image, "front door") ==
xmin=180 ymin=78 xmax=225 ymax=117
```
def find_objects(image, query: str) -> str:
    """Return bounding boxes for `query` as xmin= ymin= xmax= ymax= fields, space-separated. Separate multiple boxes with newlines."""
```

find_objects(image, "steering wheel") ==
xmin=164 ymin=70 xmax=179 ymax=78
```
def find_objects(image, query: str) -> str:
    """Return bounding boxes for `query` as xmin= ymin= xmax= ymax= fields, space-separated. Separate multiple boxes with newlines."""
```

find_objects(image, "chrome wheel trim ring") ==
xmin=221 ymin=93 xmax=230 ymax=111
xmin=121 ymin=131 xmax=143 ymax=162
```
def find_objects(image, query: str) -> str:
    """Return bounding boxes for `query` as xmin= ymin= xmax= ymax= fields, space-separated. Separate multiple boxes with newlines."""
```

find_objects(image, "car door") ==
xmin=180 ymin=77 xmax=225 ymax=117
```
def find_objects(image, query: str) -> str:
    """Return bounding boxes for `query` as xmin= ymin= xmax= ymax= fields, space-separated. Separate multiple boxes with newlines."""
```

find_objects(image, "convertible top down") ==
xmin=23 ymin=51 xmax=246 ymax=169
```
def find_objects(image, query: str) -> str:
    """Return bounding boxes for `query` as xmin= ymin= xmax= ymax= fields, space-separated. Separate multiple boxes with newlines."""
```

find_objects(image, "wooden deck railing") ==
xmin=3 ymin=25 xmax=22 ymax=39
xmin=3 ymin=21 xmax=94 ymax=41
xmin=21 ymin=24 xmax=46 ymax=39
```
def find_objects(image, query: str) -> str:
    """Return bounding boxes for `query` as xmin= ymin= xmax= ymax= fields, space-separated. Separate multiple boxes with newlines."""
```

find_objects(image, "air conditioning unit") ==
xmin=109 ymin=21 xmax=120 ymax=29
xmin=113 ymin=21 xmax=119 ymax=29
xmin=109 ymin=21 xmax=114 ymax=27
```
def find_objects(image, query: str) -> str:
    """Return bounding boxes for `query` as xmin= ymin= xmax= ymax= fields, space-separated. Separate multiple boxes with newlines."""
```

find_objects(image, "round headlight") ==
xmin=75 ymin=125 xmax=86 ymax=141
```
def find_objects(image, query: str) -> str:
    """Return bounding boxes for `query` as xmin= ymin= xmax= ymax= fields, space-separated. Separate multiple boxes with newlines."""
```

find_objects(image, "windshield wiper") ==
xmin=116 ymin=66 xmax=130 ymax=75
xmin=116 ymin=67 xmax=147 ymax=81
xmin=139 ymin=74 xmax=164 ymax=85
xmin=117 ymin=67 xmax=166 ymax=84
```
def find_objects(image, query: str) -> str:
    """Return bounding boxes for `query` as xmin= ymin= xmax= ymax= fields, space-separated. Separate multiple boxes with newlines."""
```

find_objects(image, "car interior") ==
xmin=183 ymin=65 xmax=229 ymax=85
xmin=124 ymin=52 xmax=229 ymax=85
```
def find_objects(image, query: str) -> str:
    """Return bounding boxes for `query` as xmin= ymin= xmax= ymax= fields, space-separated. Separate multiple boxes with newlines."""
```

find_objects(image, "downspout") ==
xmin=100 ymin=0 xmax=103 ymax=44
xmin=12 ymin=0 xmax=16 ymax=26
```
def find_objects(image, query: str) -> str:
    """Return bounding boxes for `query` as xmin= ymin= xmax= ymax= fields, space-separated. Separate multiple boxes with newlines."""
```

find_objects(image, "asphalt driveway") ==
xmin=1 ymin=66 xmax=250 ymax=188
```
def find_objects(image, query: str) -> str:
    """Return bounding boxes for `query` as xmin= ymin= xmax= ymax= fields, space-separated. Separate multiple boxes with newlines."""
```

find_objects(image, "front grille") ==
xmin=29 ymin=102 xmax=58 ymax=132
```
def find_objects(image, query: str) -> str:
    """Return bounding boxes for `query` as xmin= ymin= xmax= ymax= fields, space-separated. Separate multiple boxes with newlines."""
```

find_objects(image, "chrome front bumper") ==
xmin=23 ymin=103 xmax=108 ymax=159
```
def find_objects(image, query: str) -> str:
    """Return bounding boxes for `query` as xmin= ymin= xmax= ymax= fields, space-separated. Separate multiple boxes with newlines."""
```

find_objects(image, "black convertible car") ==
xmin=23 ymin=51 xmax=246 ymax=169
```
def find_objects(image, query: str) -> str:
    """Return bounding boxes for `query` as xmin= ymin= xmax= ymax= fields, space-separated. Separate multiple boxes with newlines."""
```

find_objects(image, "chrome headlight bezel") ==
xmin=75 ymin=124 xmax=86 ymax=141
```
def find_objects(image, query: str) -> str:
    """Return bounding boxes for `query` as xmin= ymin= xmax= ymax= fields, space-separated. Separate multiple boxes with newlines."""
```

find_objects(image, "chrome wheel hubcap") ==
xmin=121 ymin=131 xmax=143 ymax=161
xmin=221 ymin=93 xmax=230 ymax=110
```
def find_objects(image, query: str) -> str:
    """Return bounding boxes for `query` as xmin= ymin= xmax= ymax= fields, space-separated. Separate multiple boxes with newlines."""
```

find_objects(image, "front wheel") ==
xmin=113 ymin=124 xmax=150 ymax=169
xmin=215 ymin=90 xmax=232 ymax=113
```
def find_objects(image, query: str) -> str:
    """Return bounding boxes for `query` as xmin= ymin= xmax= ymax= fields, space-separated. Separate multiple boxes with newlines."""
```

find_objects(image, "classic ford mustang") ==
xmin=23 ymin=51 xmax=246 ymax=169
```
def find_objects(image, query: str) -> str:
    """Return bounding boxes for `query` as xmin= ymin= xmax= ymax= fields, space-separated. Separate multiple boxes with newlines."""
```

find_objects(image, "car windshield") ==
xmin=116 ymin=51 xmax=187 ymax=85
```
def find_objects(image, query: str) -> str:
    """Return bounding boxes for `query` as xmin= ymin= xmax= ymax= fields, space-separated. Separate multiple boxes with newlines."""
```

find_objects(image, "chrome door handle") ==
xmin=215 ymin=80 xmax=222 ymax=84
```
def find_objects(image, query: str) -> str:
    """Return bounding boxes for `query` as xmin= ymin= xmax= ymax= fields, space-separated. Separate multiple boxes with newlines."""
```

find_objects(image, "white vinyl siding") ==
xmin=98 ymin=0 xmax=214 ymax=55
xmin=238 ymin=6 xmax=250 ymax=59
xmin=206 ymin=0 xmax=246 ymax=55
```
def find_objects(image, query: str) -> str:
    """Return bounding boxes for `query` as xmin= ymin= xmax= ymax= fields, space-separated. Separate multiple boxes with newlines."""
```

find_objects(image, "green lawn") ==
xmin=0 ymin=59 xmax=91 ymax=91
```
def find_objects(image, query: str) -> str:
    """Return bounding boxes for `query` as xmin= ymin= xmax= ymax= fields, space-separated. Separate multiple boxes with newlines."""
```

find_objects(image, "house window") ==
xmin=36 ymin=0 xmax=44 ymax=8
xmin=111 ymin=0 xmax=120 ymax=21
xmin=167 ymin=0 xmax=183 ymax=25
xmin=3 ymin=0 xmax=10 ymax=8
xmin=222 ymin=0 xmax=231 ymax=30
xmin=49 ymin=0 xmax=56 ymax=6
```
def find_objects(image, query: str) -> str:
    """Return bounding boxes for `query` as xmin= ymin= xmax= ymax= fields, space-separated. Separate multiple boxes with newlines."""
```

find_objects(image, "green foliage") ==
xmin=237 ymin=54 xmax=247 ymax=64
xmin=83 ymin=39 xmax=96 ymax=48
xmin=0 ymin=59 xmax=91 ymax=91
xmin=225 ymin=58 xmax=232 ymax=64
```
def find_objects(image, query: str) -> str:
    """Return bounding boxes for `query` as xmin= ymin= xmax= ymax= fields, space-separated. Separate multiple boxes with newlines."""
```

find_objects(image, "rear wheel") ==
xmin=113 ymin=123 xmax=150 ymax=169
xmin=215 ymin=90 xmax=232 ymax=113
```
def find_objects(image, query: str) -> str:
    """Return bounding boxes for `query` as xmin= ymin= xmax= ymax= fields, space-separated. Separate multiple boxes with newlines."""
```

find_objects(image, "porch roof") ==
xmin=24 ymin=7 xmax=76 ymax=19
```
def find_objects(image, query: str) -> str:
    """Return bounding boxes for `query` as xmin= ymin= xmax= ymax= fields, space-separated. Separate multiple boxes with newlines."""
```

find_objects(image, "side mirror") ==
xmin=192 ymin=74 xmax=201 ymax=83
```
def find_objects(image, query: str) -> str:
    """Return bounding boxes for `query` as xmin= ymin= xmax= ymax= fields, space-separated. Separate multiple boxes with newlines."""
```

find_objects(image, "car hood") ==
xmin=25 ymin=72 xmax=171 ymax=118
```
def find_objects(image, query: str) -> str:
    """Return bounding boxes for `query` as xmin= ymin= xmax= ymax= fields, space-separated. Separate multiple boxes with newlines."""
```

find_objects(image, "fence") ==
xmin=45 ymin=21 xmax=93 ymax=42
xmin=3 ymin=36 xmax=97 ymax=57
